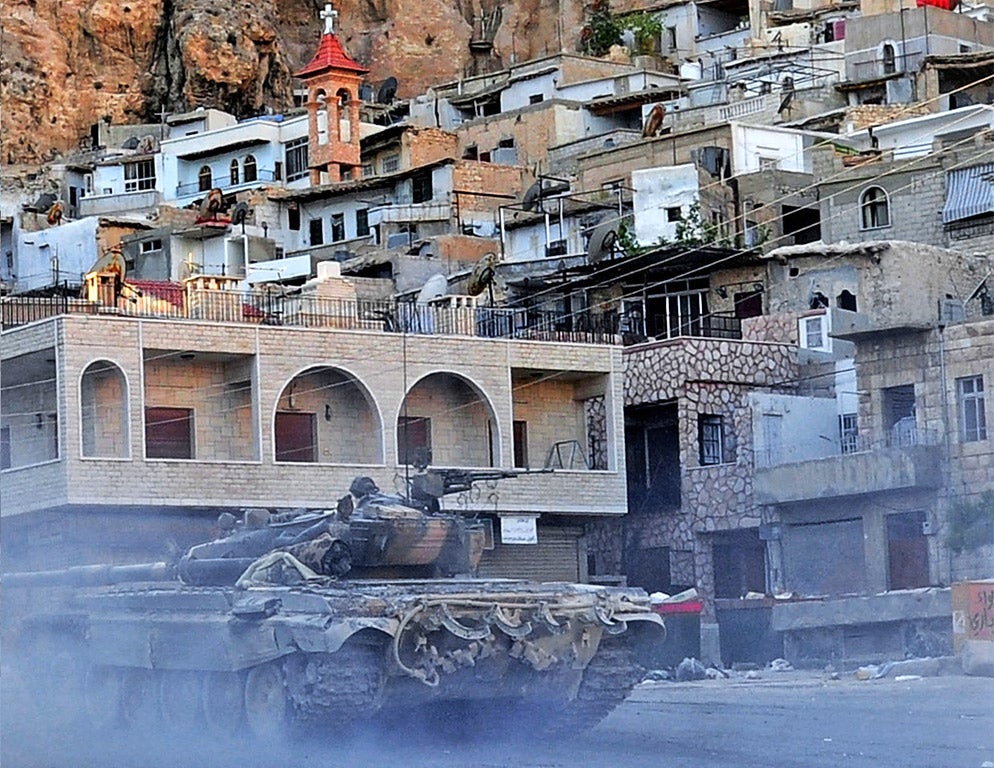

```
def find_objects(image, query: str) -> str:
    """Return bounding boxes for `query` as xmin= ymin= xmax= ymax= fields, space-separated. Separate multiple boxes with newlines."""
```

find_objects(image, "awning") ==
xmin=943 ymin=163 xmax=994 ymax=224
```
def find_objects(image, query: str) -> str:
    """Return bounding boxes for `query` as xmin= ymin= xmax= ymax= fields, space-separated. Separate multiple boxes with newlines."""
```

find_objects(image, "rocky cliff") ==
xmin=1 ymin=0 xmax=590 ymax=165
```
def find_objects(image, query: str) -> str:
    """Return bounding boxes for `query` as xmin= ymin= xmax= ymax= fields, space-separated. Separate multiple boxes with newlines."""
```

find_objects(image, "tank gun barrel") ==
xmin=2 ymin=562 xmax=174 ymax=588
xmin=410 ymin=467 xmax=552 ymax=501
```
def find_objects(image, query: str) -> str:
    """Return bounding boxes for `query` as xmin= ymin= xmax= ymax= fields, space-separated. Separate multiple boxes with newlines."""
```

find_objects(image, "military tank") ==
xmin=2 ymin=470 xmax=665 ymax=742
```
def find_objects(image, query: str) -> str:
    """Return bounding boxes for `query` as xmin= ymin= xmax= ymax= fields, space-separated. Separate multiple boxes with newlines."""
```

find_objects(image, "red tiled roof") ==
xmin=296 ymin=33 xmax=368 ymax=78
xmin=128 ymin=280 xmax=185 ymax=308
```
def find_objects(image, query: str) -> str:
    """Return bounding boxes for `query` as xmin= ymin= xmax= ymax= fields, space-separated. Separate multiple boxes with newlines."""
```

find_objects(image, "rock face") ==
xmin=0 ymin=0 xmax=588 ymax=165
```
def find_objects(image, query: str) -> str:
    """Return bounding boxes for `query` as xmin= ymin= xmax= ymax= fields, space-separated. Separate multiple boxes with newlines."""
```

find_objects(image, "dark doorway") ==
xmin=713 ymin=529 xmax=766 ymax=598
xmin=398 ymin=415 xmax=432 ymax=466
xmin=887 ymin=511 xmax=929 ymax=590
xmin=625 ymin=402 xmax=680 ymax=512
xmin=782 ymin=204 xmax=821 ymax=245
xmin=275 ymin=411 xmax=316 ymax=462
xmin=626 ymin=545 xmax=671 ymax=594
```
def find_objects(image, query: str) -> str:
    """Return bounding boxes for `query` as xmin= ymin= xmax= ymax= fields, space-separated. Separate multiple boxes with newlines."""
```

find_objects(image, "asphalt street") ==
xmin=4 ymin=669 xmax=992 ymax=768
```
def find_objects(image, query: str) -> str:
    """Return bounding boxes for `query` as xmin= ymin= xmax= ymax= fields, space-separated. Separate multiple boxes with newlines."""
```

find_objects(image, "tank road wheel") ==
xmin=159 ymin=670 xmax=204 ymax=733
xmin=120 ymin=668 xmax=160 ymax=730
xmin=243 ymin=662 xmax=290 ymax=741
xmin=83 ymin=666 xmax=123 ymax=732
xmin=202 ymin=671 xmax=244 ymax=736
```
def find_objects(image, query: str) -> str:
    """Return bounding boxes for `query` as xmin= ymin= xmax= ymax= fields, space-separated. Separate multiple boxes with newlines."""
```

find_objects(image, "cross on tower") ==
xmin=320 ymin=3 xmax=338 ymax=35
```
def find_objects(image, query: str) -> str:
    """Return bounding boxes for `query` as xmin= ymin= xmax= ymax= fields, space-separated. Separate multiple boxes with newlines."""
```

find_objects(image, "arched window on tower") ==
xmin=229 ymin=159 xmax=240 ymax=186
xmin=198 ymin=165 xmax=213 ymax=192
xmin=337 ymin=89 xmax=352 ymax=143
xmin=315 ymin=90 xmax=329 ymax=145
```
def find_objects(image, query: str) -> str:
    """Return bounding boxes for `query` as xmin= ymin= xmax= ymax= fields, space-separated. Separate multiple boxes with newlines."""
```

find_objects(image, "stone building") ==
xmin=0 ymin=266 xmax=627 ymax=580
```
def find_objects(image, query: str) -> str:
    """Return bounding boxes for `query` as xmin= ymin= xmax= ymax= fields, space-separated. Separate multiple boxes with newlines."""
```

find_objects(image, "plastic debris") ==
xmin=675 ymin=657 xmax=708 ymax=681
xmin=770 ymin=658 xmax=793 ymax=672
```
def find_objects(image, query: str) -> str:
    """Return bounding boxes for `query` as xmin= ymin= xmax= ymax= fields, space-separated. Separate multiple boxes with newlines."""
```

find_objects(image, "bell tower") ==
xmin=296 ymin=3 xmax=368 ymax=184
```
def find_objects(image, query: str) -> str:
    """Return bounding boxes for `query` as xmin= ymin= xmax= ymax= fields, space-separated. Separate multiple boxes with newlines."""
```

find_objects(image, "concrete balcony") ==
xmin=754 ymin=444 xmax=943 ymax=504
xmin=369 ymin=201 xmax=451 ymax=225
xmin=79 ymin=190 xmax=161 ymax=217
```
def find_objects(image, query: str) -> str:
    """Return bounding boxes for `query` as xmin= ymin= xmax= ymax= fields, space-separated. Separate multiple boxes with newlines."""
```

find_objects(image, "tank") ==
xmin=2 ymin=470 xmax=665 ymax=742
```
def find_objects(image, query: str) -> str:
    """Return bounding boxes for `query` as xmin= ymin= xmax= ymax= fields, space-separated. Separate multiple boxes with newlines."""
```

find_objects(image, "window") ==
xmin=882 ymin=43 xmax=896 ymax=75
xmin=698 ymin=414 xmax=725 ymax=465
xmin=381 ymin=154 xmax=400 ymax=174
xmin=361 ymin=163 xmax=373 ymax=177
xmin=839 ymin=413 xmax=859 ymax=454
xmin=513 ymin=420 xmax=529 ymax=468
xmin=0 ymin=425 xmax=10 ymax=470
xmin=664 ymin=26 xmax=677 ymax=51
xmin=198 ymin=165 xmax=212 ymax=192
xmin=309 ymin=218 xmax=324 ymax=246
xmin=331 ymin=212 xmax=345 ymax=242
xmin=285 ymin=137 xmax=309 ymax=182
xmin=274 ymin=161 xmax=283 ymax=181
xmin=124 ymin=159 xmax=156 ymax=192
xmin=528 ymin=94 xmax=544 ymax=104
xmin=666 ymin=206 xmax=682 ymax=222
xmin=140 ymin=239 xmax=162 ymax=253
xmin=412 ymin=172 xmax=433 ymax=203
xmin=229 ymin=159 xmax=240 ymax=186
xmin=398 ymin=416 xmax=431 ymax=466
xmin=958 ymin=375 xmax=987 ymax=442
xmin=288 ymin=205 xmax=300 ymax=231
xmin=860 ymin=186 xmax=890 ymax=230
xmin=243 ymin=155 xmax=257 ymax=183
xmin=356 ymin=208 xmax=370 ymax=238
xmin=145 ymin=407 xmax=193 ymax=459
xmin=803 ymin=316 xmax=826 ymax=350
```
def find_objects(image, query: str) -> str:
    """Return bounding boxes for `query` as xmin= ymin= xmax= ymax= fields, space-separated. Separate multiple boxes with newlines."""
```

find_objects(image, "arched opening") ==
xmin=860 ymin=186 xmax=890 ymax=230
xmin=315 ymin=90 xmax=329 ymax=146
xmin=243 ymin=154 xmax=257 ymax=183
xmin=882 ymin=43 xmax=896 ymax=75
xmin=229 ymin=159 xmax=240 ymax=186
xmin=337 ymin=88 xmax=353 ymax=143
xmin=837 ymin=290 xmax=857 ymax=312
xmin=274 ymin=367 xmax=381 ymax=464
xmin=198 ymin=165 xmax=213 ymax=192
xmin=80 ymin=360 xmax=128 ymax=458
xmin=398 ymin=373 xmax=497 ymax=467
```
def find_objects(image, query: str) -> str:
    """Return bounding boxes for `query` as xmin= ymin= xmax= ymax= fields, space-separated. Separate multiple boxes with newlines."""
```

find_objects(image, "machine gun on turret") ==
xmin=406 ymin=467 xmax=542 ymax=511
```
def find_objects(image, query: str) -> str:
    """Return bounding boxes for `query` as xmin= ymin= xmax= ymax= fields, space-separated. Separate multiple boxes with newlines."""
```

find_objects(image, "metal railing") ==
xmin=755 ymin=426 xmax=941 ymax=469
xmin=1 ymin=289 xmax=624 ymax=344
xmin=176 ymin=169 xmax=279 ymax=197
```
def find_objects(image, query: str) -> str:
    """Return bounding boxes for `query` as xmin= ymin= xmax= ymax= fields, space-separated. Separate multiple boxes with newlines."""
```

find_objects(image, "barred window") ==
xmin=698 ymin=414 xmax=725 ymax=465
xmin=285 ymin=138 xmax=309 ymax=182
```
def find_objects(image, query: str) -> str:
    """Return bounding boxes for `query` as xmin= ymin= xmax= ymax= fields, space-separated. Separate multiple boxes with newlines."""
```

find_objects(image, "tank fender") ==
xmin=274 ymin=616 xmax=399 ymax=657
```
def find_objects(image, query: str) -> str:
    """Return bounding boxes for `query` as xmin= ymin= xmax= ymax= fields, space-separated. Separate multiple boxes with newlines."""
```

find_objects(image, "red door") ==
xmin=275 ymin=412 xmax=316 ymax=462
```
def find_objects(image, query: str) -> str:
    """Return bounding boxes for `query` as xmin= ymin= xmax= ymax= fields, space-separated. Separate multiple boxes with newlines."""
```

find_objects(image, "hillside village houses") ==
xmin=2 ymin=0 xmax=993 ymax=669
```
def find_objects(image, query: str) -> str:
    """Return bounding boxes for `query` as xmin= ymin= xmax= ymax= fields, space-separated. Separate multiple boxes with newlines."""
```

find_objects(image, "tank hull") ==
xmin=3 ymin=576 xmax=664 ymax=740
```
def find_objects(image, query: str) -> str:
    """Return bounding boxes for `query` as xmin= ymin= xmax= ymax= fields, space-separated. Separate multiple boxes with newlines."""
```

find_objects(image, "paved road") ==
xmin=4 ymin=671 xmax=993 ymax=767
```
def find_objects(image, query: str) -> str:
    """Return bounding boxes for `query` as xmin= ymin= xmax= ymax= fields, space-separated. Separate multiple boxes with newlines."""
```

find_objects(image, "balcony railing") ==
xmin=176 ymin=169 xmax=279 ymax=197
xmin=755 ymin=426 xmax=941 ymax=469
xmin=1 ymin=290 xmax=623 ymax=344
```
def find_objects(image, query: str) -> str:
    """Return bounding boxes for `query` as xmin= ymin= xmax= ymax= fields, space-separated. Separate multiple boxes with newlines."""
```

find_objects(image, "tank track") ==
xmin=542 ymin=635 xmax=644 ymax=733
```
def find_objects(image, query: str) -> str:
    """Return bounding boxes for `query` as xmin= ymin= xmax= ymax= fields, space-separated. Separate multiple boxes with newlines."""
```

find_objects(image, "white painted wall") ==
xmin=16 ymin=217 xmax=100 ymax=291
xmin=750 ymin=392 xmax=841 ymax=467
xmin=632 ymin=164 xmax=698 ymax=246
xmin=731 ymin=123 xmax=812 ymax=174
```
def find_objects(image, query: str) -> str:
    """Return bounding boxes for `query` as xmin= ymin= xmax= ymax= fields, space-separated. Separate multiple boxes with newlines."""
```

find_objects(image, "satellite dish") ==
xmin=122 ymin=136 xmax=141 ymax=150
xmin=467 ymin=252 xmax=498 ymax=296
xmin=643 ymin=103 xmax=665 ymax=138
xmin=198 ymin=188 xmax=225 ymax=221
xmin=586 ymin=220 xmax=618 ymax=262
xmin=231 ymin=201 xmax=250 ymax=226
xmin=87 ymin=245 xmax=128 ymax=279
xmin=416 ymin=273 xmax=448 ymax=304
xmin=521 ymin=181 xmax=543 ymax=212
xmin=377 ymin=76 xmax=398 ymax=104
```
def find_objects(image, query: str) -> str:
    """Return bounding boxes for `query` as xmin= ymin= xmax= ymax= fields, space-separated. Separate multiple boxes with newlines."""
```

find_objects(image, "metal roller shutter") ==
xmin=477 ymin=526 xmax=583 ymax=582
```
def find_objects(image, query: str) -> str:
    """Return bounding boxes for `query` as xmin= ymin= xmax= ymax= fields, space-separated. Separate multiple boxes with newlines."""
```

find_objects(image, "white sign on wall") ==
xmin=499 ymin=514 xmax=539 ymax=544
